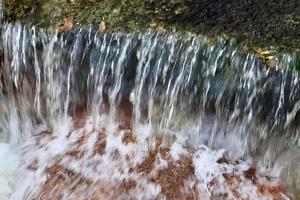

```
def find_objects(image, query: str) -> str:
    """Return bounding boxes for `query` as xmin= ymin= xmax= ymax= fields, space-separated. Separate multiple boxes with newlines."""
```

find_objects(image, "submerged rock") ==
xmin=10 ymin=117 xmax=289 ymax=200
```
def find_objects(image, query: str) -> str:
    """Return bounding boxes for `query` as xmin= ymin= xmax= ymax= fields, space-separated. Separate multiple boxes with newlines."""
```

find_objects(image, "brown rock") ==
xmin=93 ymin=131 xmax=107 ymax=156
xmin=243 ymin=167 xmax=257 ymax=184
xmin=266 ymin=58 xmax=279 ymax=69
xmin=121 ymin=179 xmax=137 ymax=192
xmin=159 ymin=147 xmax=171 ymax=160
xmin=99 ymin=21 xmax=106 ymax=32
xmin=122 ymin=131 xmax=136 ymax=145
xmin=58 ymin=19 xmax=73 ymax=32
xmin=155 ymin=156 xmax=195 ymax=200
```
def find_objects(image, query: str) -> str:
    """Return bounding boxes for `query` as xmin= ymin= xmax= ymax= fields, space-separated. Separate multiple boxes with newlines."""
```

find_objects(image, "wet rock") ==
xmin=99 ymin=21 xmax=106 ymax=32
xmin=58 ymin=19 xmax=73 ymax=32
xmin=266 ymin=58 xmax=279 ymax=69
xmin=11 ymin=118 xmax=290 ymax=199
xmin=121 ymin=130 xmax=136 ymax=145
xmin=121 ymin=179 xmax=137 ymax=192
xmin=93 ymin=131 xmax=107 ymax=156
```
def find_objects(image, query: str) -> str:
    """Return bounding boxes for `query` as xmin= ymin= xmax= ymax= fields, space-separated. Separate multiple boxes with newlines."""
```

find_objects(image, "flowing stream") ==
xmin=0 ymin=23 xmax=299 ymax=199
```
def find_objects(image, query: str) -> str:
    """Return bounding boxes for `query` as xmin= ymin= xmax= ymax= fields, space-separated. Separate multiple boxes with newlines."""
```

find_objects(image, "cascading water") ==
xmin=0 ymin=23 xmax=299 ymax=199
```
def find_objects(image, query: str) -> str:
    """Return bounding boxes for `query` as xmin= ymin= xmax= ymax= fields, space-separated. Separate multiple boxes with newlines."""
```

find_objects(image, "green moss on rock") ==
xmin=3 ymin=0 xmax=300 ymax=52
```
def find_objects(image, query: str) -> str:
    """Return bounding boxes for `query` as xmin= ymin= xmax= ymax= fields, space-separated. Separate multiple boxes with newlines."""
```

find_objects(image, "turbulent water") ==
xmin=0 ymin=23 xmax=299 ymax=199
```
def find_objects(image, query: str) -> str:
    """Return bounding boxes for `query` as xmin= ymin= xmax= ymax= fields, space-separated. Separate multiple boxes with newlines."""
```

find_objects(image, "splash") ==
xmin=0 ymin=143 xmax=19 ymax=199
xmin=11 ymin=116 xmax=289 ymax=199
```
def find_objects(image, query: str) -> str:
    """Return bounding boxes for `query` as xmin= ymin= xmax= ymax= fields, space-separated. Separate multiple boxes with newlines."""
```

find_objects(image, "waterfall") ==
xmin=0 ymin=0 xmax=3 ymax=23
xmin=0 ymin=23 xmax=299 ymax=199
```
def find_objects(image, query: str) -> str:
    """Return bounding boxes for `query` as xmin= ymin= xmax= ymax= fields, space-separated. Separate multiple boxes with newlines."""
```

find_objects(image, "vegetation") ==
xmin=3 ymin=0 xmax=300 ymax=52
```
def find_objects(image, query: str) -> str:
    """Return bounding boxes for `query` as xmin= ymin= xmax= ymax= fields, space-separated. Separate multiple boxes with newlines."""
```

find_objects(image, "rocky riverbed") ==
xmin=11 ymin=116 xmax=290 ymax=200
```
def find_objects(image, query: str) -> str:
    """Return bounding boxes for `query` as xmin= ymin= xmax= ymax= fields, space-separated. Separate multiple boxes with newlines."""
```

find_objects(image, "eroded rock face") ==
xmin=10 ymin=116 xmax=289 ymax=200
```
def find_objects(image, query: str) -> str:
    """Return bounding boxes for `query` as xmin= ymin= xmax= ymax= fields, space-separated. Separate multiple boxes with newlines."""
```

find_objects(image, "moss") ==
xmin=3 ymin=0 xmax=300 ymax=52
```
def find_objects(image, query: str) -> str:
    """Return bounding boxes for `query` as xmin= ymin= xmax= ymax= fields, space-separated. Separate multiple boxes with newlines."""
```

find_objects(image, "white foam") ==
xmin=170 ymin=142 xmax=187 ymax=160
xmin=0 ymin=143 xmax=19 ymax=200
xmin=8 ymin=116 xmax=289 ymax=199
